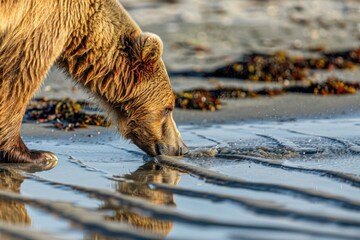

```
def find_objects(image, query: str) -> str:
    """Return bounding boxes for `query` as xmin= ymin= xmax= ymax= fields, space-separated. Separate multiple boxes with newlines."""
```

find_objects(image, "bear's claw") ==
xmin=0 ymin=149 xmax=58 ymax=169
xmin=29 ymin=150 xmax=58 ymax=165
xmin=42 ymin=152 xmax=58 ymax=168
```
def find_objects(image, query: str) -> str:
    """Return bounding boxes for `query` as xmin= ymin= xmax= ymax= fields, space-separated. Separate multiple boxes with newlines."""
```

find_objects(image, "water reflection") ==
xmin=0 ymin=168 xmax=30 ymax=226
xmin=0 ymin=161 xmax=57 ymax=239
xmin=98 ymin=161 xmax=182 ymax=239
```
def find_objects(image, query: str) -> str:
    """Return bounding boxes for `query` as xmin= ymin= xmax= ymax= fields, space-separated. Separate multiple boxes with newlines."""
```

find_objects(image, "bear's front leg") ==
xmin=0 ymin=26 xmax=65 ymax=164
xmin=0 ymin=97 xmax=59 ymax=164
xmin=0 ymin=60 xmax=59 ymax=164
xmin=0 ymin=113 xmax=58 ymax=164
xmin=0 ymin=129 xmax=58 ymax=164
xmin=0 ymin=81 xmax=59 ymax=164
xmin=0 ymin=138 xmax=58 ymax=166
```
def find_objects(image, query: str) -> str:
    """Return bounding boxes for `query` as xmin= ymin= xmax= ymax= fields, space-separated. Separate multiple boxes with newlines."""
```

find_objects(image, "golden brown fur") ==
xmin=0 ymin=0 xmax=187 ymax=162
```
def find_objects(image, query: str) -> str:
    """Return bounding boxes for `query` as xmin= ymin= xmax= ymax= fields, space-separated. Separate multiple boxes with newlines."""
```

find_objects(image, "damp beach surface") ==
xmin=3 ymin=0 xmax=360 ymax=239
xmin=8 ymin=118 xmax=360 ymax=240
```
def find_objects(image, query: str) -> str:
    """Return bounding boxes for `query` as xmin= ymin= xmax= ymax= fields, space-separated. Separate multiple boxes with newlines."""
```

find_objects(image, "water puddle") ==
xmin=1 ymin=117 xmax=360 ymax=239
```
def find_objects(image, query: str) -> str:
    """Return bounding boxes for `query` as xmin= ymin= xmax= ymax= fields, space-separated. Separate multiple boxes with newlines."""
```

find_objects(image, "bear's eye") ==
xmin=164 ymin=107 xmax=173 ymax=116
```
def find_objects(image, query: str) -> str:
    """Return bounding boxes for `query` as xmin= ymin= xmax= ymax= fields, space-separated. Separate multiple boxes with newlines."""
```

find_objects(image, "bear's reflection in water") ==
xmin=0 ymin=160 xmax=57 ymax=240
xmin=0 ymin=162 xmax=181 ymax=239
xmin=0 ymin=168 xmax=30 ymax=225
xmin=89 ymin=161 xmax=182 ymax=239
xmin=0 ymin=167 xmax=30 ymax=240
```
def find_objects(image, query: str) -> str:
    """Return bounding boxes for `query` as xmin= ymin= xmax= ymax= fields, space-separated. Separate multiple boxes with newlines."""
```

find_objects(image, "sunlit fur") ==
xmin=0 ymin=0 xmax=186 ymax=162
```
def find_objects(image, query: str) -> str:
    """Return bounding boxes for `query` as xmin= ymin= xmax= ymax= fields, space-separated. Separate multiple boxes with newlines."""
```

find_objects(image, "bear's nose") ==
xmin=155 ymin=142 xmax=189 ymax=156
xmin=178 ymin=142 xmax=189 ymax=156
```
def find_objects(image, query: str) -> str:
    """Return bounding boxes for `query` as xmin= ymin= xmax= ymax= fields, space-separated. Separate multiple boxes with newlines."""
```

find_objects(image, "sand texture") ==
xmin=1 ymin=1 xmax=360 ymax=239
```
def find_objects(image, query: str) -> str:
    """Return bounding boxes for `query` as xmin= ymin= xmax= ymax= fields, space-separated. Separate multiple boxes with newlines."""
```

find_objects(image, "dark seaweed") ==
xmin=208 ymin=52 xmax=308 ymax=82
xmin=175 ymin=90 xmax=221 ymax=111
xmin=206 ymin=52 xmax=357 ymax=82
xmin=175 ymin=87 xmax=284 ymax=111
xmin=176 ymin=77 xmax=360 ymax=110
xmin=324 ymin=48 xmax=360 ymax=64
xmin=286 ymin=77 xmax=360 ymax=95
xmin=26 ymin=98 xmax=111 ymax=131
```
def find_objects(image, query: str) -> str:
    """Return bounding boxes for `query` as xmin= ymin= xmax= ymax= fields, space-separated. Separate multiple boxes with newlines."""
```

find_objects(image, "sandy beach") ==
xmin=2 ymin=0 xmax=360 ymax=239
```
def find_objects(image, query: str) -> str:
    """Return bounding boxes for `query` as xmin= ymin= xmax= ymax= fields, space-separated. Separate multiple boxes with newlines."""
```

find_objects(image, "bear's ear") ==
xmin=133 ymin=32 xmax=163 ymax=64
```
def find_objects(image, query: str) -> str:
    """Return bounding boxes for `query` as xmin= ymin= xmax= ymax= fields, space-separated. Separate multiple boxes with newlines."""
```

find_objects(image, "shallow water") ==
xmin=1 ymin=117 xmax=360 ymax=240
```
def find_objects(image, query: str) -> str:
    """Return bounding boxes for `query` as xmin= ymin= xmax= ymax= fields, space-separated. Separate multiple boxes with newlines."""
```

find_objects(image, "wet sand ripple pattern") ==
xmin=156 ymin=156 xmax=360 ymax=212
xmin=0 ymin=118 xmax=360 ymax=239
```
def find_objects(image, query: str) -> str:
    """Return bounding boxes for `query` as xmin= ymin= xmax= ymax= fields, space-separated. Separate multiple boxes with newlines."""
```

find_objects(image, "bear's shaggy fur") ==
xmin=0 ymin=0 xmax=187 ymax=163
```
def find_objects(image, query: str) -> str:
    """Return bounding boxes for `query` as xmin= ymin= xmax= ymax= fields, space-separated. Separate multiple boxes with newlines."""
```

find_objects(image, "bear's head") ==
xmin=114 ymin=32 xmax=188 ymax=157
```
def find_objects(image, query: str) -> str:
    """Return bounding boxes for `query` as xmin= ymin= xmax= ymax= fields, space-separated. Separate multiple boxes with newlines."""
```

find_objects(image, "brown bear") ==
xmin=0 ymin=0 xmax=188 ymax=163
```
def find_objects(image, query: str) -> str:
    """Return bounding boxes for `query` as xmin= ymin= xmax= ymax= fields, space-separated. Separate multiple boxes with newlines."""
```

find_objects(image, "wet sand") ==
xmin=3 ymin=0 xmax=360 ymax=239
xmin=9 ymin=118 xmax=360 ymax=239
